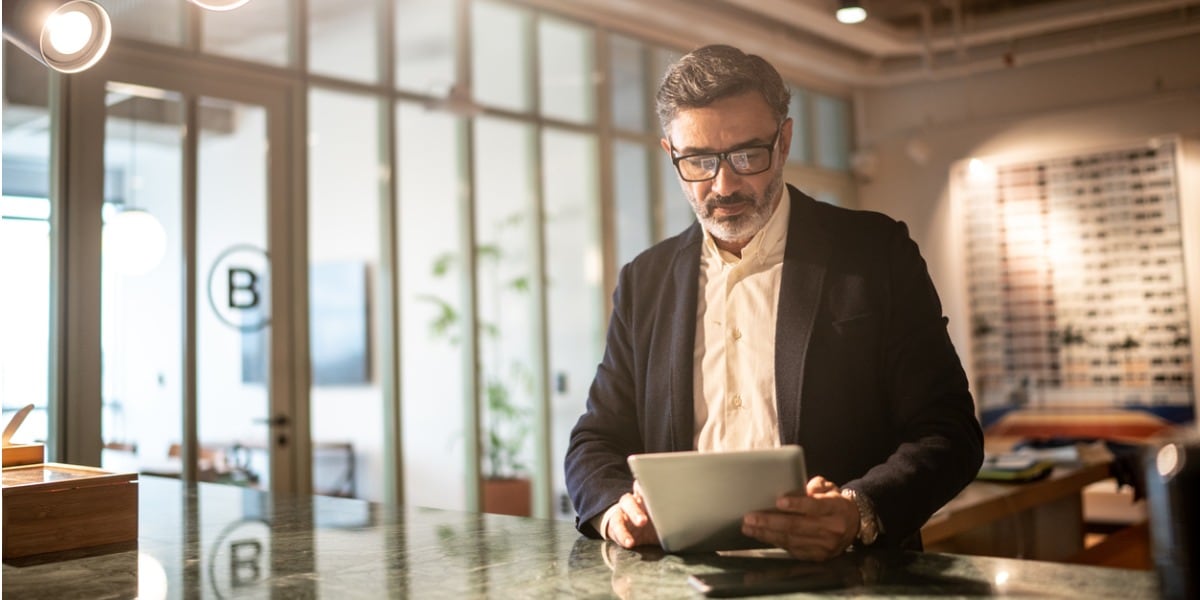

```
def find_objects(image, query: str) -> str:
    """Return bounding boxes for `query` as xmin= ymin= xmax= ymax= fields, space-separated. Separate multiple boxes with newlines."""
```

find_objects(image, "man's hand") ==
xmin=740 ymin=476 xmax=860 ymax=561
xmin=605 ymin=481 xmax=660 ymax=549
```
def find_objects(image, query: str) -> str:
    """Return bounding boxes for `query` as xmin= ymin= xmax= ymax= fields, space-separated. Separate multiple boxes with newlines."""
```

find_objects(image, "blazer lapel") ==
xmin=668 ymin=223 xmax=702 ymax=450
xmin=775 ymin=187 xmax=831 ymax=445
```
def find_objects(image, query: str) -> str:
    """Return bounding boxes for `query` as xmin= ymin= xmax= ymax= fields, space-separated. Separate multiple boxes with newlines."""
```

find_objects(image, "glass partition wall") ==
xmin=99 ymin=85 xmax=185 ymax=475
xmin=61 ymin=51 xmax=303 ymax=495
xmin=1 ymin=45 xmax=53 ymax=450
xmin=10 ymin=0 xmax=856 ymax=522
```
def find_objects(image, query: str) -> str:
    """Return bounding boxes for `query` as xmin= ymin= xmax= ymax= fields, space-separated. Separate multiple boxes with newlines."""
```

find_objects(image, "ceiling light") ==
xmin=47 ymin=10 xmax=93 ymax=55
xmin=187 ymin=0 xmax=252 ymax=11
xmin=2 ymin=0 xmax=112 ymax=73
xmin=836 ymin=0 xmax=868 ymax=24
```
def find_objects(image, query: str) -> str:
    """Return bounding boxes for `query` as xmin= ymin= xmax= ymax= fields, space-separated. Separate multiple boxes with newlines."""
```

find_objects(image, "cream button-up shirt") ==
xmin=594 ymin=191 xmax=791 ymax=539
xmin=693 ymin=192 xmax=789 ymax=451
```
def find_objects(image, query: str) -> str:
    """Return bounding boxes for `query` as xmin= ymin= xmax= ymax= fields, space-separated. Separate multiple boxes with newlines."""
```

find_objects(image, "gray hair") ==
xmin=655 ymin=44 xmax=791 ymax=133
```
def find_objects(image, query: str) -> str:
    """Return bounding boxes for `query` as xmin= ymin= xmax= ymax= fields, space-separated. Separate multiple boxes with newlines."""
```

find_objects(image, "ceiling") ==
xmin=527 ymin=0 xmax=1200 ymax=89
xmin=6 ymin=0 xmax=1199 ymax=111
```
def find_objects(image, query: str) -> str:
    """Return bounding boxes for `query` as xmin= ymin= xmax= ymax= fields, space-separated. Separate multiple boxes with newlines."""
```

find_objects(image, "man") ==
xmin=564 ymin=44 xmax=983 ymax=561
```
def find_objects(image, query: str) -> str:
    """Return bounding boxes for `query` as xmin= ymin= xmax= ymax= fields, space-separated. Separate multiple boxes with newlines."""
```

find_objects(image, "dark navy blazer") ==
xmin=564 ymin=185 xmax=983 ymax=549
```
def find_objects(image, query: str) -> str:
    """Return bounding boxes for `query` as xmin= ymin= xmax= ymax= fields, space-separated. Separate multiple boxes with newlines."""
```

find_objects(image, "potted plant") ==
xmin=421 ymin=238 xmax=534 ymax=516
xmin=480 ymin=365 xmax=533 ymax=516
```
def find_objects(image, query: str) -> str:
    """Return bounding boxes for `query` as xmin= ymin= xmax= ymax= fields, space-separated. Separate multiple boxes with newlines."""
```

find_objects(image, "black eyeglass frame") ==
xmin=668 ymin=123 xmax=784 ymax=182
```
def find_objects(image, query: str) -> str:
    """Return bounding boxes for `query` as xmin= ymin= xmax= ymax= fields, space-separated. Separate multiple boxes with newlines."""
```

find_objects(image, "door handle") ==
xmin=254 ymin=414 xmax=291 ymax=447
xmin=253 ymin=414 xmax=289 ymax=427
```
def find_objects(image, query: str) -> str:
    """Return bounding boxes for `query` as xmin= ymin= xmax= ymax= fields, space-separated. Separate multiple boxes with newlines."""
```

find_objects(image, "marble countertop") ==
xmin=2 ymin=476 xmax=1160 ymax=598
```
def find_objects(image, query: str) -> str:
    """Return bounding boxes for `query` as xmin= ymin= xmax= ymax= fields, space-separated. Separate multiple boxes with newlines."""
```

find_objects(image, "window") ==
xmin=98 ymin=0 xmax=185 ymax=47
xmin=202 ymin=0 xmax=292 ymax=67
xmin=396 ymin=0 xmax=457 ymax=95
xmin=613 ymin=140 xmax=653 ymax=265
xmin=786 ymin=86 xmax=811 ymax=165
xmin=814 ymin=93 xmax=851 ymax=171
xmin=609 ymin=35 xmax=647 ymax=133
xmin=538 ymin=17 xmax=594 ymax=123
xmin=309 ymin=0 xmax=382 ymax=84
xmin=471 ymin=1 xmax=532 ymax=112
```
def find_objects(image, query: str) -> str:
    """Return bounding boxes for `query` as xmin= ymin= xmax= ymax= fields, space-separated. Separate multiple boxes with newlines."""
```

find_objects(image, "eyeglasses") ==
xmin=669 ymin=125 xmax=782 ymax=182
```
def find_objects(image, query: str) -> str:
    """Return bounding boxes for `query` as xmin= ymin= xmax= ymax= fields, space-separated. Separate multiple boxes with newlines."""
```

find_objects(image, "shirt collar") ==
xmin=701 ymin=188 xmax=790 ymax=268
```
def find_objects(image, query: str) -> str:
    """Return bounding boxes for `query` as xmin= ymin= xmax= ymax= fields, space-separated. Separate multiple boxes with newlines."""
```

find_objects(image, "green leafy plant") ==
xmin=483 ymin=364 xmax=532 ymax=478
xmin=420 ymin=238 xmax=533 ymax=480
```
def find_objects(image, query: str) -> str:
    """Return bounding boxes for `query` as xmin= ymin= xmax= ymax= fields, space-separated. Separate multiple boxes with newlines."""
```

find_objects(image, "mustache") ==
xmin=704 ymin=192 xmax=757 ymax=213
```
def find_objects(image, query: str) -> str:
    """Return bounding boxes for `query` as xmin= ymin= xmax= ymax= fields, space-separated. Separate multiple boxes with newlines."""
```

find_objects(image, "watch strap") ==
xmin=841 ymin=488 xmax=881 ymax=545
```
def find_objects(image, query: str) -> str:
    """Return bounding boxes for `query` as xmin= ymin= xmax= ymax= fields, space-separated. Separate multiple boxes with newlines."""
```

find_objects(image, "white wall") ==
xmin=853 ymin=34 xmax=1200 ymax=410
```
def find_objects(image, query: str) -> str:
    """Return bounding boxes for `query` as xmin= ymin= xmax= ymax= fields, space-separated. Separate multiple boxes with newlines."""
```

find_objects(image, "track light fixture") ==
xmin=2 ymin=0 xmax=112 ymax=73
xmin=2 ymin=0 xmax=252 ymax=73
xmin=836 ymin=0 xmax=868 ymax=24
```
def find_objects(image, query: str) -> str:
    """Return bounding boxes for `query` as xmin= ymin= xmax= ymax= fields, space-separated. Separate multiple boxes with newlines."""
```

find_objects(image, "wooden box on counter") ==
xmin=2 ymin=443 xmax=45 ymax=468
xmin=2 ymin=463 xmax=138 ymax=561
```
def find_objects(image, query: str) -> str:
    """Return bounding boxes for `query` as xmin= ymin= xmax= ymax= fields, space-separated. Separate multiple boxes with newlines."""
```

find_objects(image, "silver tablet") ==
xmin=627 ymin=445 xmax=807 ymax=553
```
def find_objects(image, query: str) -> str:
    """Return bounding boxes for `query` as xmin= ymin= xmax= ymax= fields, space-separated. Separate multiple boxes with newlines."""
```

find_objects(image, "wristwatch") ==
xmin=841 ymin=488 xmax=881 ymax=545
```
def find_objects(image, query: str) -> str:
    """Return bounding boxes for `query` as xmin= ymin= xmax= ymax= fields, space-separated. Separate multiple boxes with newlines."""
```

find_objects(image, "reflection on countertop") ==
xmin=2 ymin=476 xmax=1160 ymax=598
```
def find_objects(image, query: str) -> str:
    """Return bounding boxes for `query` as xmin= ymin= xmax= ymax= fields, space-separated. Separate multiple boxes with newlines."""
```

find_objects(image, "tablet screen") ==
xmin=627 ymin=446 xmax=807 ymax=553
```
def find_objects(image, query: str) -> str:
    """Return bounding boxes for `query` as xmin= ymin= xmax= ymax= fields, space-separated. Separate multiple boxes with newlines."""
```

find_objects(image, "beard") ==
xmin=686 ymin=170 xmax=784 ymax=246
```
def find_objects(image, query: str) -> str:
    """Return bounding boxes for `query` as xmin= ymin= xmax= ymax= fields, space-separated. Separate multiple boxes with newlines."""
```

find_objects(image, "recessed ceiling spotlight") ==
xmin=837 ymin=0 xmax=868 ymax=24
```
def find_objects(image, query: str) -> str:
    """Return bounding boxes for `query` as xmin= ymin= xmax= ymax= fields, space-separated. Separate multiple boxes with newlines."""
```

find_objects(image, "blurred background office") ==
xmin=2 ymin=0 xmax=1198 ymax=532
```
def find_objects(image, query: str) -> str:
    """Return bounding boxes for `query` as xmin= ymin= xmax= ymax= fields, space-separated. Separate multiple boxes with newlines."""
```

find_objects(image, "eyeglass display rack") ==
xmin=959 ymin=139 xmax=1195 ymax=421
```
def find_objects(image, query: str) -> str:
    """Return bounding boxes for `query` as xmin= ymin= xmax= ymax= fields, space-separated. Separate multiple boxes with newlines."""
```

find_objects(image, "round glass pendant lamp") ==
xmin=187 ymin=0 xmax=252 ymax=11
xmin=105 ymin=209 xmax=168 ymax=276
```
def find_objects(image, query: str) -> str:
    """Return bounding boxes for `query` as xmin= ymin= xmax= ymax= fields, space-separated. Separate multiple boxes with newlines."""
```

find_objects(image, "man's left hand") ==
xmin=741 ymin=476 xmax=860 ymax=561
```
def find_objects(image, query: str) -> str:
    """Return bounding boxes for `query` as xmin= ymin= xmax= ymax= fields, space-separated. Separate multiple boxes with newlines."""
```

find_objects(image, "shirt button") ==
xmin=731 ymin=328 xmax=742 ymax=341
xmin=731 ymin=394 xmax=743 ymax=409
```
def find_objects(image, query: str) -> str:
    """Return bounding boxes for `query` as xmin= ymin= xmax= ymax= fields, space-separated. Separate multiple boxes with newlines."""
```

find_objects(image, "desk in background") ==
xmin=2 ymin=475 xmax=1157 ymax=598
xmin=921 ymin=462 xmax=1112 ymax=561
xmin=137 ymin=440 xmax=356 ymax=497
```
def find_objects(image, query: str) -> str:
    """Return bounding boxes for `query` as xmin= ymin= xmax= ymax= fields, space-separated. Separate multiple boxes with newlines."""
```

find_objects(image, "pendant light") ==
xmin=105 ymin=102 xmax=168 ymax=277
xmin=187 ymin=0 xmax=252 ymax=11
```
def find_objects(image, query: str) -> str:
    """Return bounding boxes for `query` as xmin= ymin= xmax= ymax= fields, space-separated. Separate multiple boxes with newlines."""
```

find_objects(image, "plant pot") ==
xmin=483 ymin=477 xmax=531 ymax=517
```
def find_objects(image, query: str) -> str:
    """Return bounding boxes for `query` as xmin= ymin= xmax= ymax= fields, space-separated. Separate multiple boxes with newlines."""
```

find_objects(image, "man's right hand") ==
xmin=605 ymin=482 xmax=659 ymax=548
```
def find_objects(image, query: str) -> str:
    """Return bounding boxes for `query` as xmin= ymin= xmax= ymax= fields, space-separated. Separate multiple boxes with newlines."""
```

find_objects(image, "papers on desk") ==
xmin=977 ymin=454 xmax=1055 ymax=482
xmin=978 ymin=440 xmax=1117 ymax=482
xmin=1009 ymin=445 xmax=1081 ymax=464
